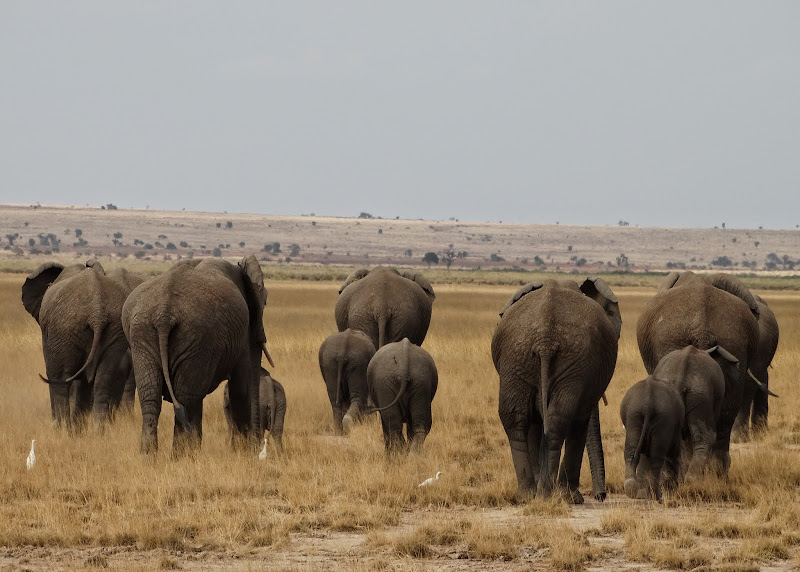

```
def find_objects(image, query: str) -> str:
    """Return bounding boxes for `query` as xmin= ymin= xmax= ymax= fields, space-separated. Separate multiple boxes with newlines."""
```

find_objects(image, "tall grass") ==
xmin=1 ymin=274 xmax=799 ymax=569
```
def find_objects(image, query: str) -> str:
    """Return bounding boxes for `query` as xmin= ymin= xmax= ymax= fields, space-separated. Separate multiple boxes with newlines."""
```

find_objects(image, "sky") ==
xmin=1 ymin=2 xmax=798 ymax=228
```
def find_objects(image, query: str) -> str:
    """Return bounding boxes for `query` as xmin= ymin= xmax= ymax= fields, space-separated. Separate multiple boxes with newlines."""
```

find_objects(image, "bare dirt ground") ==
xmin=2 ymin=203 xmax=799 ymax=272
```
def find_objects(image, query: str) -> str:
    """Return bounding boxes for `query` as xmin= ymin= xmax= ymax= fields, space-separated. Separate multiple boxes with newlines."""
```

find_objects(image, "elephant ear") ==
xmin=22 ymin=262 xmax=65 ymax=323
xmin=85 ymin=259 xmax=105 ymax=274
xmin=658 ymin=272 xmax=681 ymax=292
xmin=239 ymin=255 xmax=268 ymax=344
xmin=707 ymin=274 xmax=759 ymax=318
xmin=498 ymin=282 xmax=543 ymax=317
xmin=400 ymin=271 xmax=436 ymax=301
xmin=338 ymin=268 xmax=370 ymax=294
xmin=580 ymin=277 xmax=622 ymax=338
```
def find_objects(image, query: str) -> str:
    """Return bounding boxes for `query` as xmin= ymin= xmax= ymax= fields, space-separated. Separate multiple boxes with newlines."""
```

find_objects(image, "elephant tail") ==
xmin=65 ymin=319 xmax=106 ymax=383
xmin=378 ymin=317 xmax=387 ymax=349
xmin=633 ymin=388 xmax=652 ymax=466
xmin=539 ymin=350 xmax=553 ymax=436
xmin=156 ymin=324 xmax=192 ymax=433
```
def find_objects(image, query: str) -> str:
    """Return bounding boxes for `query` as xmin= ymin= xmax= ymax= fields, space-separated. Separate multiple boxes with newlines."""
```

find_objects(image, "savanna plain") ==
xmin=1 ymin=274 xmax=800 ymax=571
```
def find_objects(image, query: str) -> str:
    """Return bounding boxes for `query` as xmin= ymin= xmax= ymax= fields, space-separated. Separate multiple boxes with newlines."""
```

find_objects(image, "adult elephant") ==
xmin=636 ymin=271 xmax=765 ymax=475
xmin=122 ymin=256 xmax=274 ymax=455
xmin=335 ymin=267 xmax=435 ymax=349
xmin=21 ymin=260 xmax=145 ymax=430
xmin=492 ymin=278 xmax=621 ymax=503
xmin=733 ymin=295 xmax=779 ymax=440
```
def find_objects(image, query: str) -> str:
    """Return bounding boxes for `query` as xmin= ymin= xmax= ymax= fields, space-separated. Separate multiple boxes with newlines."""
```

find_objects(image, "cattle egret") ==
xmin=258 ymin=437 xmax=267 ymax=461
xmin=26 ymin=440 xmax=36 ymax=470
xmin=418 ymin=471 xmax=442 ymax=487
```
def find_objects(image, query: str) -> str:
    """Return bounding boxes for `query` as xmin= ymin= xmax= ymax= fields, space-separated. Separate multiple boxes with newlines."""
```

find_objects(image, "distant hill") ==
xmin=2 ymin=204 xmax=799 ymax=274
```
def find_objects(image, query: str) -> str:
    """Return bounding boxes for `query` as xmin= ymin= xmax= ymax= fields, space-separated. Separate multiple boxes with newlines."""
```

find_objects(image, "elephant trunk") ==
xmin=586 ymin=404 xmax=607 ymax=502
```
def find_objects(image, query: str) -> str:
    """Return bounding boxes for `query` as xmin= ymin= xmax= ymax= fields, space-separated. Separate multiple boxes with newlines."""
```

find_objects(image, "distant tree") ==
xmin=457 ymin=251 xmax=468 ymax=259
xmin=74 ymin=228 xmax=82 ymax=238
xmin=405 ymin=249 xmax=413 ymax=257
xmin=166 ymin=242 xmax=177 ymax=250
xmin=490 ymin=253 xmax=505 ymax=263
xmin=5 ymin=233 xmax=19 ymax=246
xmin=113 ymin=232 xmax=123 ymax=239
xmin=28 ymin=238 xmax=35 ymax=247
xmin=711 ymin=255 xmax=733 ymax=267
xmin=616 ymin=253 xmax=629 ymax=268
xmin=180 ymin=241 xmax=189 ymax=248
xmin=533 ymin=255 xmax=545 ymax=266
xmin=358 ymin=212 xmax=374 ymax=219
xmin=212 ymin=247 xmax=222 ymax=257
xmin=289 ymin=243 xmax=301 ymax=257
xmin=106 ymin=203 xmax=118 ymax=210
xmin=226 ymin=221 xmax=233 ymax=229
xmin=216 ymin=222 xmax=222 ymax=228
xmin=239 ymin=241 xmax=246 ymax=248
xmin=441 ymin=244 xmax=456 ymax=269
xmin=272 ymin=242 xmax=281 ymax=254
xmin=422 ymin=252 xmax=439 ymax=266
xmin=567 ymin=244 xmax=572 ymax=251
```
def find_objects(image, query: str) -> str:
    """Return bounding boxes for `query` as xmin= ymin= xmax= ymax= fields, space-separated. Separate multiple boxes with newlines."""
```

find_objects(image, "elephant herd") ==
xmin=21 ymin=260 xmax=778 ymax=504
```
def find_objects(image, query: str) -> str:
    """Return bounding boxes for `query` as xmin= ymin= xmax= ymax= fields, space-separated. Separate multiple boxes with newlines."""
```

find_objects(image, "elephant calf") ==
xmin=368 ymin=338 xmax=438 ymax=453
xmin=224 ymin=368 xmax=286 ymax=453
xmin=652 ymin=346 xmax=738 ymax=480
xmin=620 ymin=377 xmax=684 ymax=501
xmin=319 ymin=329 xmax=376 ymax=435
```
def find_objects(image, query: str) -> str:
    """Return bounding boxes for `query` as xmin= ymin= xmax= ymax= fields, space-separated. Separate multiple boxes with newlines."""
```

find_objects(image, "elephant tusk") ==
xmin=601 ymin=393 xmax=608 ymax=407
xmin=261 ymin=342 xmax=275 ymax=368
xmin=748 ymin=369 xmax=778 ymax=397
xmin=39 ymin=373 xmax=68 ymax=385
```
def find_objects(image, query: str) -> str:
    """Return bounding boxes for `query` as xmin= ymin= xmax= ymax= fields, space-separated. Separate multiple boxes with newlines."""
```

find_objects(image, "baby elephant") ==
xmin=368 ymin=338 xmax=438 ymax=453
xmin=319 ymin=328 xmax=376 ymax=434
xmin=223 ymin=368 xmax=286 ymax=453
xmin=620 ymin=377 xmax=684 ymax=501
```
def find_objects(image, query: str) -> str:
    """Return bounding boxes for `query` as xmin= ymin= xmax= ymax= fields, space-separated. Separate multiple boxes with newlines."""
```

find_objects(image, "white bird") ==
xmin=258 ymin=437 xmax=268 ymax=461
xmin=418 ymin=471 xmax=442 ymax=487
xmin=26 ymin=439 xmax=36 ymax=470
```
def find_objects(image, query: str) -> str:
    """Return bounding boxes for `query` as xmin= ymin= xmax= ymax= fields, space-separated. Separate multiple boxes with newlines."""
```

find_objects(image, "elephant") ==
xmin=636 ymin=271 xmax=770 ymax=475
xmin=652 ymin=346 xmax=738 ymax=480
xmin=318 ymin=328 xmax=376 ymax=434
xmin=367 ymin=338 xmax=438 ymax=453
xmin=733 ymin=295 xmax=779 ymax=440
xmin=620 ymin=377 xmax=684 ymax=501
xmin=21 ymin=260 xmax=146 ymax=430
xmin=223 ymin=367 xmax=286 ymax=453
xmin=122 ymin=255 xmax=274 ymax=455
xmin=335 ymin=267 xmax=435 ymax=349
xmin=492 ymin=277 xmax=622 ymax=504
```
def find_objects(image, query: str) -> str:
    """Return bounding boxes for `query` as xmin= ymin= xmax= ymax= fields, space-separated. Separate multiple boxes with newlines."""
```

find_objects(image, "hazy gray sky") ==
xmin=1 ymin=2 xmax=798 ymax=228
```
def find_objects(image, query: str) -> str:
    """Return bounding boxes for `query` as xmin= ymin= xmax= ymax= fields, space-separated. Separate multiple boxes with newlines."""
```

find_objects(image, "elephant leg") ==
xmin=499 ymin=380 xmax=537 ymax=500
xmin=92 ymin=352 xmax=126 ymax=429
xmin=732 ymin=381 xmax=756 ymax=442
xmin=70 ymin=378 xmax=92 ymax=434
xmin=409 ymin=399 xmax=433 ymax=454
xmin=662 ymin=442 xmax=681 ymax=494
xmin=173 ymin=400 xmax=203 ymax=457
xmin=684 ymin=405 xmax=716 ymax=481
xmin=379 ymin=405 xmax=406 ymax=454
xmin=49 ymin=380 xmax=71 ymax=430
xmin=647 ymin=455 xmax=666 ymax=502
xmin=537 ymin=414 xmax=568 ymax=500
xmin=585 ymin=405 xmax=606 ymax=501
xmin=558 ymin=416 xmax=590 ymax=504
xmin=751 ymin=370 xmax=769 ymax=435
xmin=227 ymin=375 xmax=250 ymax=441
xmin=623 ymin=420 xmax=642 ymax=499
xmin=119 ymin=351 xmax=136 ymax=413
xmin=636 ymin=455 xmax=653 ymax=499
xmin=332 ymin=401 xmax=345 ymax=435
xmin=270 ymin=382 xmax=286 ymax=453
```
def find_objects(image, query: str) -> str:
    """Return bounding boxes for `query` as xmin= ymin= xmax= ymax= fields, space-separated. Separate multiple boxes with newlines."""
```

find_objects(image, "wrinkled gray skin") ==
xmin=335 ymin=267 xmax=435 ymax=349
xmin=652 ymin=346 xmax=738 ymax=480
xmin=620 ymin=377 xmax=684 ymax=502
xmin=733 ymin=295 xmax=779 ymax=440
xmin=637 ymin=271 xmax=761 ymax=476
xmin=492 ymin=278 xmax=622 ymax=504
xmin=319 ymin=328 xmax=376 ymax=434
xmin=122 ymin=256 xmax=271 ymax=456
xmin=223 ymin=367 xmax=286 ymax=453
xmin=21 ymin=260 xmax=146 ymax=430
xmin=367 ymin=338 xmax=438 ymax=453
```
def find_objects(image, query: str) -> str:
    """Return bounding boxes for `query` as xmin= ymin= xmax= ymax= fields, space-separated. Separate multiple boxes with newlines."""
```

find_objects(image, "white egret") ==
xmin=26 ymin=439 xmax=36 ymax=470
xmin=258 ymin=437 xmax=268 ymax=461
xmin=418 ymin=471 xmax=442 ymax=487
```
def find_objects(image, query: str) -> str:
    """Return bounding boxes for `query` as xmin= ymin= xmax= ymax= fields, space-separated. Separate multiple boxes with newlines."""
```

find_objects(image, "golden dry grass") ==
xmin=1 ymin=273 xmax=800 ymax=570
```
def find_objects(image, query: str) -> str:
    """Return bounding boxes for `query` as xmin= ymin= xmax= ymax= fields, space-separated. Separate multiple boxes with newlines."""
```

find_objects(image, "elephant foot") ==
xmin=342 ymin=415 xmax=354 ymax=435
xmin=567 ymin=489 xmax=584 ymax=505
xmin=512 ymin=487 xmax=535 ymax=505
xmin=624 ymin=478 xmax=639 ymax=499
xmin=593 ymin=490 xmax=607 ymax=502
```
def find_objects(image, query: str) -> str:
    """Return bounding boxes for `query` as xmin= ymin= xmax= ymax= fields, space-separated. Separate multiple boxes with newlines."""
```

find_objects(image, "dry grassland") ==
xmin=1 ymin=272 xmax=800 ymax=571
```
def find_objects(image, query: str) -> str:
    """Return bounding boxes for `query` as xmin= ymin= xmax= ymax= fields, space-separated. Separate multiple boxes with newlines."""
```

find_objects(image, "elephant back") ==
xmin=335 ymin=267 xmax=434 ymax=348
